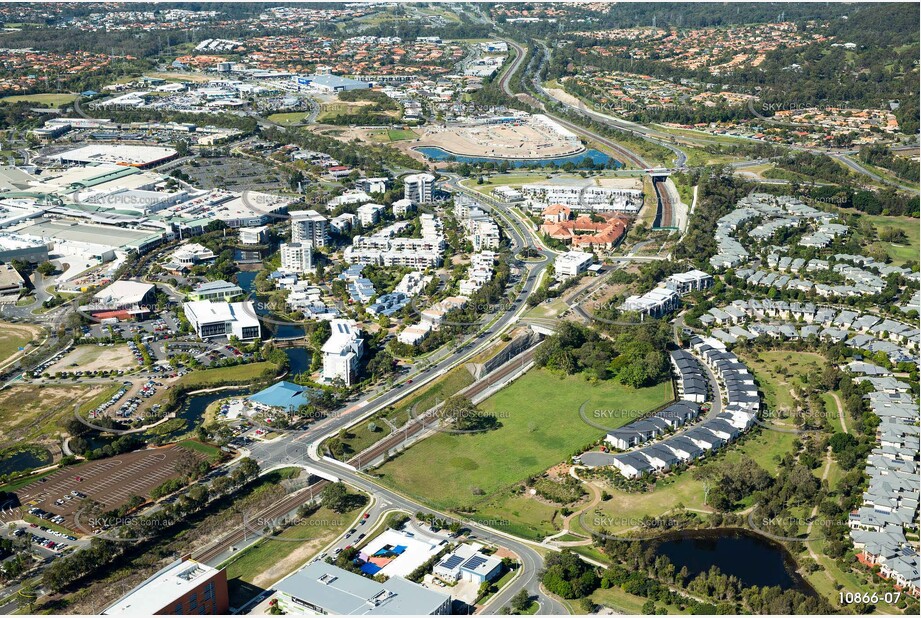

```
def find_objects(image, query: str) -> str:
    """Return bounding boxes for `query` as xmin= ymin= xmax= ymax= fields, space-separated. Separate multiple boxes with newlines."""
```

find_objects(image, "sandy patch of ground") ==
xmin=0 ymin=383 xmax=111 ymax=443
xmin=47 ymin=343 xmax=138 ymax=374
xmin=250 ymin=536 xmax=334 ymax=588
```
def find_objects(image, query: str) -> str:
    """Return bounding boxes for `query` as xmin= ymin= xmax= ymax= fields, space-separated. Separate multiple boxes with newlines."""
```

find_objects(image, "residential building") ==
xmin=665 ymin=269 xmax=713 ymax=295
xmin=621 ymin=288 xmax=680 ymax=318
xmin=280 ymin=242 xmax=314 ymax=273
xmin=239 ymin=225 xmax=268 ymax=245
xmin=322 ymin=319 xmax=363 ymax=386
xmin=404 ymin=173 xmax=435 ymax=204
xmin=290 ymin=209 xmax=328 ymax=248
xmin=357 ymin=203 xmax=386 ymax=227
xmin=392 ymin=198 xmax=415 ymax=217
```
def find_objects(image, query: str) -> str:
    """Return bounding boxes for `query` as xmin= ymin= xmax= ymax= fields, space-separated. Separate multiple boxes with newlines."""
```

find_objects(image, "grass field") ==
xmin=367 ymin=128 xmax=418 ymax=142
xmin=267 ymin=112 xmax=311 ymax=126
xmin=0 ymin=383 xmax=112 ymax=444
xmin=0 ymin=92 xmax=77 ymax=106
xmin=470 ymin=488 xmax=561 ymax=540
xmin=861 ymin=214 xmax=920 ymax=265
xmin=175 ymin=439 xmax=222 ymax=462
xmin=334 ymin=365 xmax=476 ymax=456
xmin=571 ymin=428 xmax=797 ymax=539
xmin=375 ymin=368 xmax=673 ymax=510
xmin=0 ymin=321 xmax=39 ymax=366
xmin=222 ymin=503 xmax=353 ymax=603
xmin=178 ymin=362 xmax=277 ymax=390
xmin=739 ymin=350 xmax=827 ymax=420
xmin=592 ymin=583 xmax=691 ymax=614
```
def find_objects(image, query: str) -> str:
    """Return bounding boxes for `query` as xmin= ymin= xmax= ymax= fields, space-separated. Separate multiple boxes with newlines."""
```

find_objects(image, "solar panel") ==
xmin=463 ymin=556 xmax=487 ymax=570
xmin=441 ymin=555 xmax=464 ymax=569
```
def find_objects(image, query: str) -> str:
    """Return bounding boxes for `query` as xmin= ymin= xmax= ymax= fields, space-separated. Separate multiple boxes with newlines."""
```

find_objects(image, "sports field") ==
xmin=267 ymin=112 xmax=310 ymax=126
xmin=375 ymin=368 xmax=673 ymax=509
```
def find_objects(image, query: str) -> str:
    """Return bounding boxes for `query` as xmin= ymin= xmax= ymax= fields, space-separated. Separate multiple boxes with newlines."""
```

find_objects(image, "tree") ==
xmin=510 ymin=589 xmax=530 ymax=613
xmin=36 ymin=261 xmax=55 ymax=276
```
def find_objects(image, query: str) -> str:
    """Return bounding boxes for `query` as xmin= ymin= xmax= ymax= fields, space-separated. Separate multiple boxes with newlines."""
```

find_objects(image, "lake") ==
xmin=650 ymin=529 xmax=814 ymax=593
xmin=414 ymin=146 xmax=621 ymax=168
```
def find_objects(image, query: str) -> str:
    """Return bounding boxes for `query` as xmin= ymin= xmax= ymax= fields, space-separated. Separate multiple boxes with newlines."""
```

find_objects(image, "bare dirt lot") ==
xmin=47 ymin=344 xmax=138 ymax=374
xmin=0 ymin=383 xmax=112 ymax=444
xmin=11 ymin=445 xmax=203 ymax=533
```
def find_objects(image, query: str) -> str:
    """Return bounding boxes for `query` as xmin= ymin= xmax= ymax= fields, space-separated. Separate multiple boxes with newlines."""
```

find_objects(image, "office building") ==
xmin=555 ymin=251 xmax=594 ymax=280
xmin=102 ymin=557 xmax=229 ymax=615
xmin=183 ymin=300 xmax=261 ymax=340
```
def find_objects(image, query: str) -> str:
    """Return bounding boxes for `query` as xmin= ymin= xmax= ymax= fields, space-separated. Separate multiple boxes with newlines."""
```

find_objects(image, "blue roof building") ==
xmin=248 ymin=381 xmax=315 ymax=412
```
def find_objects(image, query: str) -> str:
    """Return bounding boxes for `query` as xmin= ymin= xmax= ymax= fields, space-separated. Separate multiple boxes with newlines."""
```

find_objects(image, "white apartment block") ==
xmin=393 ymin=198 xmax=415 ymax=217
xmin=343 ymin=213 xmax=445 ymax=268
xmin=357 ymin=203 xmax=385 ymax=227
xmin=404 ymin=173 xmax=435 ymax=204
xmin=290 ymin=209 xmax=328 ymax=248
xmin=622 ymin=288 xmax=680 ymax=318
xmin=280 ymin=242 xmax=314 ymax=273
xmin=238 ymin=225 xmax=268 ymax=245
xmin=522 ymin=184 xmax=643 ymax=214
xmin=322 ymin=319 xmax=363 ymax=386
xmin=665 ymin=269 xmax=713 ymax=295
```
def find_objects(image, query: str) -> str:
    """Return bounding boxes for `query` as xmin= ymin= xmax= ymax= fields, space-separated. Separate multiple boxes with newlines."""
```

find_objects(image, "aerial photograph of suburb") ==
xmin=0 ymin=1 xmax=918 ymax=616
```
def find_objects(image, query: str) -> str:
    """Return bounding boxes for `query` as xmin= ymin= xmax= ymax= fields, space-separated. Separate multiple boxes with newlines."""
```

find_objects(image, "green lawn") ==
xmin=573 ymin=428 xmax=797 ymax=539
xmin=178 ymin=362 xmax=278 ymax=390
xmin=470 ymin=489 xmax=562 ymax=540
xmin=739 ymin=350 xmax=827 ymax=421
xmin=267 ymin=112 xmax=310 ymax=126
xmin=375 ymin=368 xmax=673 ymax=510
xmin=861 ymin=214 xmax=920 ymax=266
xmin=175 ymin=439 xmax=222 ymax=462
xmin=368 ymin=128 xmax=418 ymax=142
xmin=331 ymin=366 xmax=477 ymax=456
xmin=592 ymin=584 xmax=690 ymax=614
xmin=0 ymin=92 xmax=77 ymax=106
xmin=0 ymin=322 xmax=36 ymax=365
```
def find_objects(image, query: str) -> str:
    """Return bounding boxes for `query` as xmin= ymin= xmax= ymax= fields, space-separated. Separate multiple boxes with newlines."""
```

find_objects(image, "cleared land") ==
xmin=222 ymin=503 xmax=353 ymax=597
xmin=0 ymin=92 xmax=77 ymax=106
xmin=414 ymin=116 xmax=583 ymax=159
xmin=267 ymin=112 xmax=311 ymax=126
xmin=0 ymin=321 xmax=41 ymax=366
xmin=47 ymin=344 xmax=137 ymax=374
xmin=366 ymin=128 xmax=419 ymax=142
xmin=375 ymin=368 xmax=673 ymax=510
xmin=0 ymin=382 xmax=114 ymax=444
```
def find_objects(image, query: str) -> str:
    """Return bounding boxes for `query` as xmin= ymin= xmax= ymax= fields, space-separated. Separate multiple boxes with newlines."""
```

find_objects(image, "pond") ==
xmin=414 ymin=146 xmax=621 ymax=168
xmin=152 ymin=386 xmax=252 ymax=442
xmin=649 ymin=529 xmax=814 ymax=593
xmin=285 ymin=347 xmax=312 ymax=375
xmin=0 ymin=446 xmax=52 ymax=476
xmin=235 ymin=271 xmax=305 ymax=340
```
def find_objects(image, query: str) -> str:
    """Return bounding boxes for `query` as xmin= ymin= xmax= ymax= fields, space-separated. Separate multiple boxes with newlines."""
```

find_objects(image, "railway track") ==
xmin=192 ymin=346 xmax=540 ymax=564
xmin=652 ymin=175 xmax=674 ymax=229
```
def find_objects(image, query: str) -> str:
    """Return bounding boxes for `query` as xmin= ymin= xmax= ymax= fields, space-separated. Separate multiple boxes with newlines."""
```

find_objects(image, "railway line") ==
xmin=192 ymin=345 xmax=540 ymax=565
xmin=652 ymin=175 xmax=674 ymax=229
